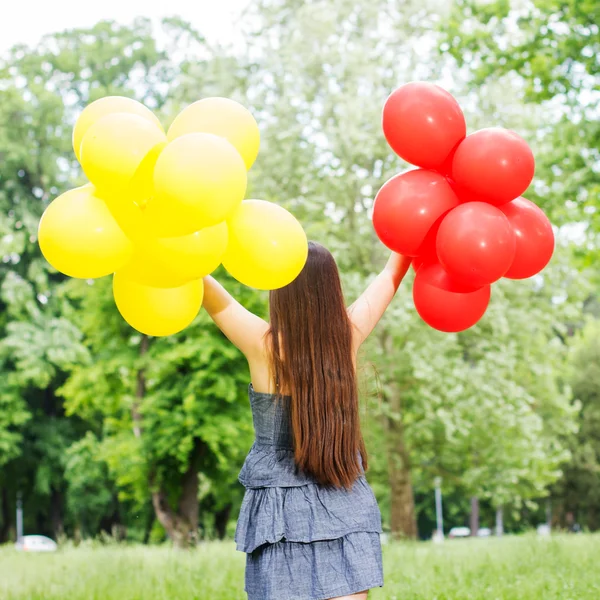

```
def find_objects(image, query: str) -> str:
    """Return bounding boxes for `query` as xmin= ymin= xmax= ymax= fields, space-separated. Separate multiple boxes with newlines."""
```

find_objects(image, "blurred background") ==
xmin=0 ymin=0 xmax=598 ymax=598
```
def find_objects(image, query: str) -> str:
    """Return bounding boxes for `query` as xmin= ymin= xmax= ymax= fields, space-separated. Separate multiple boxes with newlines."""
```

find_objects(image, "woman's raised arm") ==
xmin=202 ymin=276 xmax=270 ymax=359
xmin=347 ymin=253 xmax=412 ymax=350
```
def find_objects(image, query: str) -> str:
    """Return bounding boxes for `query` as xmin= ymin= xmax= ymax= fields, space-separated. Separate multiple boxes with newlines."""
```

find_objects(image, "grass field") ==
xmin=0 ymin=534 xmax=598 ymax=599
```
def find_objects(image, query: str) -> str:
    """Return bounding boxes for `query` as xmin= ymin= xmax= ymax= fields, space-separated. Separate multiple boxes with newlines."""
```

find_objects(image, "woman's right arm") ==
xmin=347 ymin=253 xmax=412 ymax=350
xmin=202 ymin=276 xmax=269 ymax=359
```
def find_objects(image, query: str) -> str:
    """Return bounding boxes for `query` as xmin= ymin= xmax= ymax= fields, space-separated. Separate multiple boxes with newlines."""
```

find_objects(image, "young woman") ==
xmin=203 ymin=242 xmax=411 ymax=600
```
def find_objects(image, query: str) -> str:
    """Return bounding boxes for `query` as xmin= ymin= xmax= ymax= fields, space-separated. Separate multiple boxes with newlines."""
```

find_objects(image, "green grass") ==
xmin=0 ymin=534 xmax=598 ymax=599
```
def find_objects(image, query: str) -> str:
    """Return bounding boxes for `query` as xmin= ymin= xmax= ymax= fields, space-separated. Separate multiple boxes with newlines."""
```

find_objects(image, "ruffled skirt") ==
xmin=245 ymin=531 xmax=383 ymax=600
xmin=235 ymin=477 xmax=383 ymax=553
xmin=236 ymin=443 xmax=384 ymax=600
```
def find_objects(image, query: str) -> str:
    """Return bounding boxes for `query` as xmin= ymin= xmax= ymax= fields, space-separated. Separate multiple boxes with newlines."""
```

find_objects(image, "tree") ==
xmin=0 ymin=382 xmax=29 ymax=542
xmin=444 ymin=0 xmax=600 ymax=530
xmin=0 ymin=5 xmax=589 ymax=543
xmin=0 ymin=18 xmax=186 ymax=541
xmin=242 ymin=0 xmax=462 ymax=538
xmin=59 ymin=271 xmax=263 ymax=547
xmin=444 ymin=0 xmax=600 ymax=248
xmin=63 ymin=432 xmax=119 ymax=539
xmin=553 ymin=319 xmax=600 ymax=530
xmin=0 ymin=16 xmax=267 ymax=546
xmin=242 ymin=0 xmax=583 ymax=538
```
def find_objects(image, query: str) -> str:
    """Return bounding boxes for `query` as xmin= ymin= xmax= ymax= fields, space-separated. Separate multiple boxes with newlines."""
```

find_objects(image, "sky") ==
xmin=0 ymin=0 xmax=252 ymax=53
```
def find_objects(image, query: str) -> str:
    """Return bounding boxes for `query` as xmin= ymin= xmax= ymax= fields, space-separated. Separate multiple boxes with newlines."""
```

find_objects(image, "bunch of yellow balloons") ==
xmin=38 ymin=96 xmax=308 ymax=337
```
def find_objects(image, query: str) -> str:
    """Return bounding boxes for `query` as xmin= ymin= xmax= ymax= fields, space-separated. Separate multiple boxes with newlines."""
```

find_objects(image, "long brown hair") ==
xmin=268 ymin=241 xmax=368 ymax=489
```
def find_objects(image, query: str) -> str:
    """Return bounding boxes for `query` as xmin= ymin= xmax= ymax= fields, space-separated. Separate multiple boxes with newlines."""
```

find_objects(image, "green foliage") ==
xmin=552 ymin=319 xmax=600 ymax=529
xmin=444 ymin=0 xmax=600 ymax=241
xmin=442 ymin=0 xmax=599 ymax=532
xmin=59 ymin=269 xmax=262 ymax=521
xmin=363 ymin=267 xmax=578 ymax=517
xmin=64 ymin=432 xmax=116 ymax=536
xmin=0 ymin=384 xmax=29 ymax=468
xmin=0 ymin=0 xmax=596 ymax=543
xmin=445 ymin=0 xmax=599 ymax=103
xmin=0 ymin=18 xmax=232 ymax=539
xmin=243 ymin=0 xmax=583 ymax=534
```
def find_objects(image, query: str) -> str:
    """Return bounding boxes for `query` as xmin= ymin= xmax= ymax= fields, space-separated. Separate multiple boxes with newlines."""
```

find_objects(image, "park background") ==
xmin=0 ymin=0 xmax=599 ymax=598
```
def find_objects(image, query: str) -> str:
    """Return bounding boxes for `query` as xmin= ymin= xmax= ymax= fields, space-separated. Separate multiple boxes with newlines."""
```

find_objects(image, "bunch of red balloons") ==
xmin=373 ymin=82 xmax=555 ymax=333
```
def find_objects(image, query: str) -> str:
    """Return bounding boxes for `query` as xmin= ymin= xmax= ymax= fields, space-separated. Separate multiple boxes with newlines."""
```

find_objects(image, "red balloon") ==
xmin=412 ymin=257 xmax=424 ymax=273
xmin=446 ymin=178 xmax=482 ymax=204
xmin=499 ymin=197 xmax=555 ymax=279
xmin=373 ymin=170 xmax=459 ymax=256
xmin=412 ymin=256 xmax=424 ymax=273
xmin=437 ymin=202 xmax=517 ymax=287
xmin=413 ymin=262 xmax=491 ymax=332
xmin=452 ymin=128 xmax=535 ymax=206
xmin=412 ymin=217 xmax=444 ymax=273
xmin=436 ymin=142 xmax=462 ymax=178
xmin=412 ymin=252 xmax=430 ymax=274
xmin=383 ymin=82 xmax=466 ymax=170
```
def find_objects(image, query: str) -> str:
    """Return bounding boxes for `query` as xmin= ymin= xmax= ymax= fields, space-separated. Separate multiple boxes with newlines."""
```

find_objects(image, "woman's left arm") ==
xmin=202 ymin=276 xmax=269 ymax=359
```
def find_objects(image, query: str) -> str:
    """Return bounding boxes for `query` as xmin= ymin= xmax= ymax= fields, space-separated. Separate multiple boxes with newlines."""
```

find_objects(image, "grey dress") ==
xmin=235 ymin=384 xmax=384 ymax=600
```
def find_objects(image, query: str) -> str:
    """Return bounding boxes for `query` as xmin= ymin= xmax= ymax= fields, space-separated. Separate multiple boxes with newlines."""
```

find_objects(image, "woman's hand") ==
xmin=384 ymin=252 xmax=413 ymax=287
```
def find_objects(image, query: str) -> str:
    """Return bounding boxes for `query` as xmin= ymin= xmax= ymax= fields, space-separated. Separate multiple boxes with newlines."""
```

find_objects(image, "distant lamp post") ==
xmin=495 ymin=505 xmax=504 ymax=536
xmin=434 ymin=477 xmax=444 ymax=542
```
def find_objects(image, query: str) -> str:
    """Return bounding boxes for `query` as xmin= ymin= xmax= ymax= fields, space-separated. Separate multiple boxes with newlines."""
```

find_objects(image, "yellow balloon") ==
xmin=97 ymin=140 xmax=168 ymax=245
xmin=126 ymin=139 xmax=168 ymax=205
xmin=143 ymin=133 xmax=247 ymax=237
xmin=153 ymin=222 xmax=229 ymax=280
xmin=115 ymin=249 xmax=188 ymax=289
xmin=38 ymin=186 xmax=133 ymax=279
xmin=116 ymin=221 xmax=228 ymax=288
xmin=73 ymin=96 xmax=164 ymax=162
xmin=168 ymin=97 xmax=260 ymax=170
xmin=223 ymin=200 xmax=308 ymax=290
xmin=80 ymin=112 xmax=167 ymax=193
xmin=100 ymin=191 xmax=148 ymax=244
xmin=113 ymin=273 xmax=204 ymax=337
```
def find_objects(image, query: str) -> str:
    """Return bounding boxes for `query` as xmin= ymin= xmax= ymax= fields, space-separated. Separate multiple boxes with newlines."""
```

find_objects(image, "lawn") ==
xmin=0 ymin=534 xmax=598 ymax=599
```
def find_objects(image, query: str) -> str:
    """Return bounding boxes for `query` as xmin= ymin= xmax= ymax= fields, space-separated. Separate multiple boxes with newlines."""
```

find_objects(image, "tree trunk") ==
xmin=50 ymin=489 xmax=64 ymax=540
xmin=73 ymin=524 xmax=82 ymax=546
xmin=137 ymin=333 xmax=204 ymax=549
xmin=588 ymin=504 xmax=598 ymax=532
xmin=133 ymin=335 xmax=149 ymax=439
xmin=150 ymin=440 xmax=205 ymax=549
xmin=143 ymin=504 xmax=155 ymax=544
xmin=470 ymin=496 xmax=480 ymax=536
xmin=0 ymin=488 xmax=10 ymax=543
xmin=152 ymin=489 xmax=195 ymax=549
xmin=100 ymin=505 xmax=126 ymax=541
xmin=386 ymin=387 xmax=417 ymax=539
xmin=178 ymin=460 xmax=199 ymax=546
xmin=132 ymin=335 xmax=154 ymax=547
xmin=214 ymin=504 xmax=232 ymax=540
